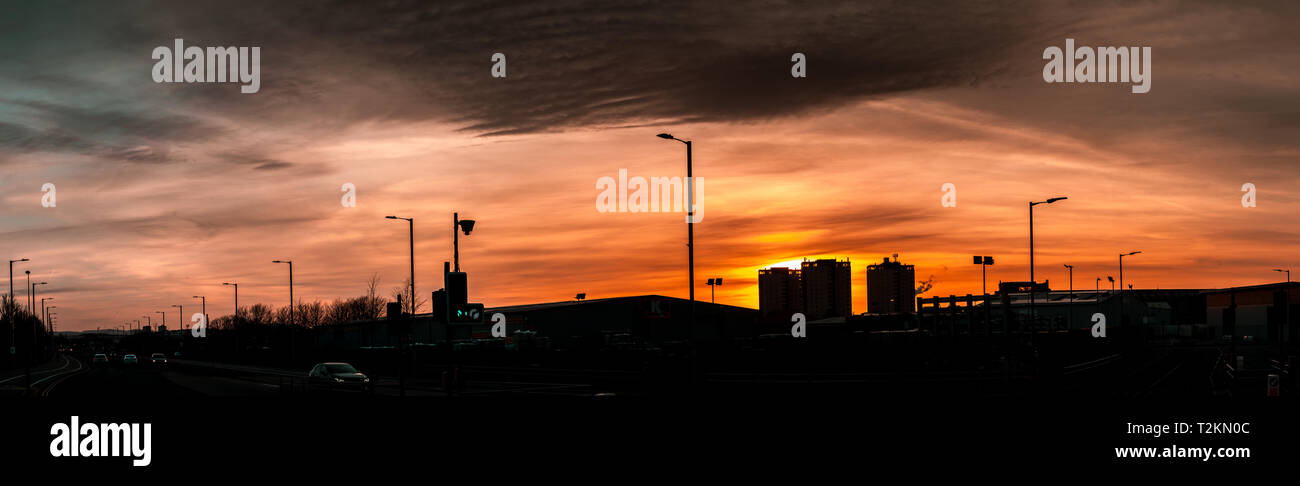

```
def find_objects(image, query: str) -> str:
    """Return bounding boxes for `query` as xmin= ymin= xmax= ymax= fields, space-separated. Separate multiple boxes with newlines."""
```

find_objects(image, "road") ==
xmin=15 ymin=355 xmax=603 ymax=398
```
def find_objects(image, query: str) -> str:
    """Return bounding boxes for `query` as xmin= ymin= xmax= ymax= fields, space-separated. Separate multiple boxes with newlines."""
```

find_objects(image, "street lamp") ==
xmin=452 ymin=213 xmax=475 ymax=272
xmin=7 ymin=258 xmax=26 ymax=357
xmin=1119 ymin=251 xmax=1141 ymax=335
xmin=657 ymin=132 xmax=697 ymax=337
xmin=706 ymin=278 xmax=723 ymax=304
xmin=23 ymin=282 xmax=46 ymax=394
xmin=142 ymin=315 xmax=150 ymax=332
xmin=155 ymin=311 xmax=165 ymax=331
xmin=8 ymin=258 xmax=27 ymax=314
xmin=171 ymin=304 xmax=183 ymax=331
xmin=40 ymin=297 xmax=53 ymax=328
xmin=1028 ymin=196 xmax=1067 ymax=331
xmin=1276 ymin=268 xmax=1291 ymax=357
xmin=44 ymin=305 xmax=55 ymax=333
xmin=272 ymin=261 xmax=293 ymax=327
xmin=973 ymin=256 xmax=994 ymax=296
xmin=1063 ymin=264 xmax=1073 ymax=331
xmin=387 ymin=216 xmax=416 ymax=314
xmin=193 ymin=295 xmax=207 ymax=330
xmin=31 ymin=281 xmax=46 ymax=317
xmin=222 ymin=283 xmax=239 ymax=321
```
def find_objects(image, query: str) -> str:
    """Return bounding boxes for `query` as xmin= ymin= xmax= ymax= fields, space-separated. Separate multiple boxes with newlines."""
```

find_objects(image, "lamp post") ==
xmin=142 ymin=315 xmax=150 ymax=332
xmin=452 ymin=213 xmax=475 ymax=272
xmin=973 ymin=256 xmax=995 ymax=296
xmin=272 ymin=261 xmax=293 ymax=327
xmin=44 ymin=305 xmax=55 ymax=333
xmin=155 ymin=311 xmax=165 ymax=332
xmin=1028 ymin=197 xmax=1067 ymax=332
xmin=9 ymin=258 xmax=27 ymax=314
xmin=193 ymin=295 xmax=207 ymax=330
xmin=23 ymin=282 xmax=46 ymax=395
xmin=1119 ymin=251 xmax=1141 ymax=336
xmin=706 ymin=278 xmax=723 ymax=304
xmin=1275 ymin=268 xmax=1291 ymax=357
xmin=40 ymin=297 xmax=53 ymax=329
xmin=387 ymin=216 xmax=416 ymax=314
xmin=30 ymin=281 xmax=46 ymax=318
xmin=223 ymin=283 xmax=238 ymax=320
xmin=8 ymin=258 xmax=27 ymax=359
xmin=171 ymin=304 xmax=183 ymax=331
xmin=25 ymin=271 xmax=31 ymax=314
xmin=1063 ymin=265 xmax=1073 ymax=332
xmin=657 ymin=133 xmax=697 ymax=338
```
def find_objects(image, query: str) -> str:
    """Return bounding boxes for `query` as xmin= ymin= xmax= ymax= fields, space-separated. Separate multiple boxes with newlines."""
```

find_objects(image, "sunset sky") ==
xmin=2 ymin=0 xmax=1298 ymax=331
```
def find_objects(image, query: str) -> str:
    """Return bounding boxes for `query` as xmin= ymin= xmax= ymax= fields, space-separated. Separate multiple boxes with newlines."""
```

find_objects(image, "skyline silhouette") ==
xmin=1 ymin=1 xmax=1298 ymax=331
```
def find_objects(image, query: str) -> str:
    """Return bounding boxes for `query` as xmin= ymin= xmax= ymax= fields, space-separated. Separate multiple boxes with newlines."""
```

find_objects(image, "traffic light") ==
xmin=451 ymin=303 xmax=484 ymax=323
xmin=431 ymin=289 xmax=447 ymax=321
xmin=445 ymin=272 xmax=468 ymax=308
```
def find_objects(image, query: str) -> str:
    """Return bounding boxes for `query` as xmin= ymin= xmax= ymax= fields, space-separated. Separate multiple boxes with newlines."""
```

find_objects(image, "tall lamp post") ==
xmin=9 ymin=258 xmax=28 ymax=312
xmin=223 ymin=283 xmax=238 ymax=320
xmin=155 ymin=311 xmax=165 ymax=332
xmin=706 ymin=278 xmax=722 ymax=304
xmin=171 ymin=304 xmax=183 ymax=331
xmin=452 ymin=213 xmax=475 ymax=272
xmin=1275 ymin=268 xmax=1291 ymax=357
xmin=25 ymin=271 xmax=31 ymax=314
xmin=193 ymin=295 xmax=207 ymax=330
xmin=40 ymin=297 xmax=53 ymax=329
xmin=8 ymin=258 xmax=28 ymax=359
xmin=272 ymin=261 xmax=293 ymax=327
xmin=1028 ymin=197 xmax=1067 ymax=332
xmin=657 ymin=132 xmax=697 ymax=338
xmin=1119 ymin=251 xmax=1141 ymax=336
xmin=387 ymin=216 xmax=416 ymax=314
xmin=1063 ymin=265 xmax=1073 ymax=332
xmin=24 ymin=283 xmax=47 ymax=394
xmin=30 ymin=281 xmax=46 ymax=318
xmin=974 ymin=256 xmax=995 ymax=296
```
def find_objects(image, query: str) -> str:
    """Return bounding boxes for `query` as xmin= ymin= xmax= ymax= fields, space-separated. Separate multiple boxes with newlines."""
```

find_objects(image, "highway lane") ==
xmin=49 ymin=361 xmax=279 ymax=398
xmin=0 ymin=354 xmax=84 ymax=396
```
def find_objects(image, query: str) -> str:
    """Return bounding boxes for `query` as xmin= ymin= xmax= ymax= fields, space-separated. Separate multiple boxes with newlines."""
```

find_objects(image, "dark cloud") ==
xmin=1 ymin=0 xmax=1054 ymax=136
xmin=0 ymin=99 xmax=220 ymax=164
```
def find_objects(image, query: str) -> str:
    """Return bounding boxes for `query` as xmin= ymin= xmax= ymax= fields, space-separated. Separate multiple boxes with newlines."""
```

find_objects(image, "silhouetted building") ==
xmin=998 ymin=281 xmax=1050 ymax=294
xmin=313 ymin=295 xmax=760 ymax=349
xmin=758 ymin=267 xmax=803 ymax=318
xmin=1205 ymin=282 xmax=1299 ymax=344
xmin=801 ymin=259 xmax=852 ymax=320
xmin=867 ymin=256 xmax=915 ymax=313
